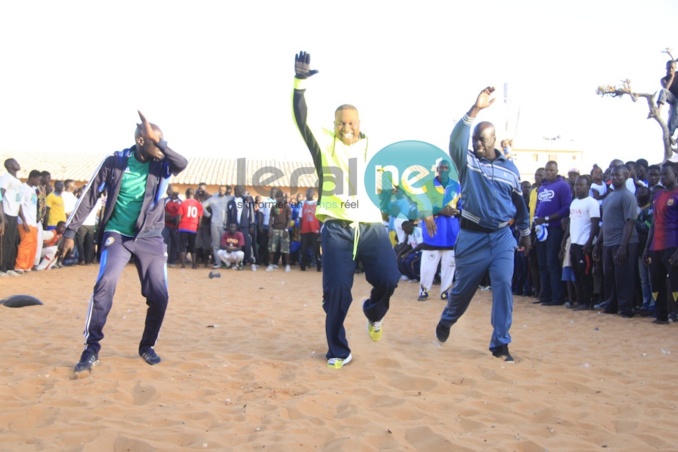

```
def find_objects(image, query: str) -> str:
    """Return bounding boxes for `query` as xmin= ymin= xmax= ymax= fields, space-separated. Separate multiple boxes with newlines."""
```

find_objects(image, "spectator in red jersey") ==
xmin=299 ymin=187 xmax=322 ymax=272
xmin=177 ymin=188 xmax=203 ymax=269
xmin=163 ymin=185 xmax=181 ymax=267
xmin=643 ymin=161 xmax=678 ymax=324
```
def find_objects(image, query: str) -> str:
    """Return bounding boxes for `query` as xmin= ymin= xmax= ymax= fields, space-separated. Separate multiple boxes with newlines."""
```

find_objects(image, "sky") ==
xmin=1 ymin=0 xmax=678 ymax=175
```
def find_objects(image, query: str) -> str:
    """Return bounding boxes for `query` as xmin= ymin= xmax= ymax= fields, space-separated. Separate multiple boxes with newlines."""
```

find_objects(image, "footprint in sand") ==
xmin=133 ymin=382 xmax=159 ymax=405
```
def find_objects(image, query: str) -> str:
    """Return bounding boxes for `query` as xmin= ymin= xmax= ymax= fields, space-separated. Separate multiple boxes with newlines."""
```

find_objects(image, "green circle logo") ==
xmin=364 ymin=140 xmax=456 ymax=219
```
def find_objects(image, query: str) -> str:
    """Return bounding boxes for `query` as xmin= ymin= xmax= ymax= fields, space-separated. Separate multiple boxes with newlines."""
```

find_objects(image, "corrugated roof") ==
xmin=1 ymin=152 xmax=319 ymax=188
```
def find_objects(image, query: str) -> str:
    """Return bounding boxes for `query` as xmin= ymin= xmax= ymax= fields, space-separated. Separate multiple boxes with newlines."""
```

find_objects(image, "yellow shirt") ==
xmin=45 ymin=192 xmax=66 ymax=226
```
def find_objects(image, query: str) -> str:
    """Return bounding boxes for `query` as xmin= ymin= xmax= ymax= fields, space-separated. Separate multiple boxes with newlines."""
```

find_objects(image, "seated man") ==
xmin=37 ymin=221 xmax=66 ymax=271
xmin=216 ymin=223 xmax=245 ymax=269
xmin=396 ymin=220 xmax=423 ymax=282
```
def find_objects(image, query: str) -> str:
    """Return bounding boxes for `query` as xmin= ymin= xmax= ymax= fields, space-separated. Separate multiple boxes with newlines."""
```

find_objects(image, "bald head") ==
xmin=472 ymin=121 xmax=496 ymax=160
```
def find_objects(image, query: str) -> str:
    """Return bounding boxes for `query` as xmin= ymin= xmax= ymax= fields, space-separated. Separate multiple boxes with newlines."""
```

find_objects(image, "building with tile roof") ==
xmin=1 ymin=152 xmax=320 ymax=198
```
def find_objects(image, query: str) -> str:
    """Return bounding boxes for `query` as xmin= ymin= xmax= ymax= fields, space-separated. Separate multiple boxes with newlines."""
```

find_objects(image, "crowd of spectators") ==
xmin=3 ymin=155 xmax=677 ymax=326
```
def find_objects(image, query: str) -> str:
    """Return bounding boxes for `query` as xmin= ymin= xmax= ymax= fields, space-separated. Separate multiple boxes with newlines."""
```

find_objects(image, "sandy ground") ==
xmin=1 ymin=264 xmax=677 ymax=451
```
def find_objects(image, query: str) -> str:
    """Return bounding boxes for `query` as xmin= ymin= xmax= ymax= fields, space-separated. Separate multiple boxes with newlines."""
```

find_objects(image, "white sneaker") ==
xmin=266 ymin=265 xmax=275 ymax=272
xmin=327 ymin=354 xmax=352 ymax=369
xmin=5 ymin=270 xmax=20 ymax=277
xmin=273 ymin=264 xmax=279 ymax=269
xmin=224 ymin=262 xmax=232 ymax=268
xmin=251 ymin=264 xmax=258 ymax=272
xmin=285 ymin=265 xmax=291 ymax=272
xmin=400 ymin=275 xmax=410 ymax=281
xmin=0 ymin=272 xmax=7 ymax=277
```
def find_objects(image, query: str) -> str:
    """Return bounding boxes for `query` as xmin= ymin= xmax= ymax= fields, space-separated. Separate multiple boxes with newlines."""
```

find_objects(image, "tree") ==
xmin=597 ymin=48 xmax=676 ymax=162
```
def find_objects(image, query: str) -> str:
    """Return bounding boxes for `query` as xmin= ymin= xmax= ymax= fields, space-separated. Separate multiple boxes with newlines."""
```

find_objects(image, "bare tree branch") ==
xmin=597 ymin=77 xmax=676 ymax=162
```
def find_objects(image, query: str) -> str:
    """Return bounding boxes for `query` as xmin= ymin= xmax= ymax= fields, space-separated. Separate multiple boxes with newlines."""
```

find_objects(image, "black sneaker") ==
xmin=74 ymin=349 xmax=99 ymax=374
xmin=491 ymin=344 xmax=514 ymax=363
xmin=436 ymin=321 xmax=450 ymax=343
xmin=139 ymin=347 xmax=161 ymax=365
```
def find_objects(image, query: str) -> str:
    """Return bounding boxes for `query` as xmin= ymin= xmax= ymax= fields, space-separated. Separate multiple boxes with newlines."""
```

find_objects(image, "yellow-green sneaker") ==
xmin=327 ymin=354 xmax=352 ymax=369
xmin=367 ymin=319 xmax=383 ymax=342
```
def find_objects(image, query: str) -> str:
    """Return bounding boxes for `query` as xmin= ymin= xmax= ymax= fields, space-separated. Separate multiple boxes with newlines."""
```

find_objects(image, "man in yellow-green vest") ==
xmin=292 ymin=51 xmax=400 ymax=369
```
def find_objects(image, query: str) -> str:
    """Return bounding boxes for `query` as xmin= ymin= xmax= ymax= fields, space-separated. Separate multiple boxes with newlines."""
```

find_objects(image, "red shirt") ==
xmin=178 ymin=198 xmax=203 ymax=233
xmin=165 ymin=199 xmax=181 ymax=228
xmin=300 ymin=201 xmax=320 ymax=234
xmin=220 ymin=230 xmax=244 ymax=249
xmin=650 ymin=187 xmax=678 ymax=250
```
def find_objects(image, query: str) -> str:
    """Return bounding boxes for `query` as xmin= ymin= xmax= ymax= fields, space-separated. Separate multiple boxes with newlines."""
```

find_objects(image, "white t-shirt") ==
xmin=406 ymin=226 xmax=424 ymax=248
xmin=569 ymin=196 xmax=600 ymax=245
xmin=83 ymin=198 xmax=102 ymax=226
xmin=590 ymin=182 xmax=607 ymax=207
xmin=0 ymin=173 xmax=23 ymax=216
xmin=62 ymin=191 xmax=77 ymax=215
xmin=18 ymin=183 xmax=38 ymax=226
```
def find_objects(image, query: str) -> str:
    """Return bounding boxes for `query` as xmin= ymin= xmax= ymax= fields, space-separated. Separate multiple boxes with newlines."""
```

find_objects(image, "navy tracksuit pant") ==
xmin=321 ymin=221 xmax=400 ymax=360
xmin=439 ymin=227 xmax=516 ymax=350
xmin=82 ymin=231 xmax=169 ymax=354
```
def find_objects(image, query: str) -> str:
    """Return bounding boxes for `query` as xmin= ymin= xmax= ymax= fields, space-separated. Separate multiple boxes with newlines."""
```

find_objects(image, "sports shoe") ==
xmin=251 ymin=264 xmax=258 ymax=272
xmin=285 ymin=265 xmax=291 ymax=272
xmin=74 ymin=349 xmax=99 ymax=374
xmin=440 ymin=291 xmax=449 ymax=300
xmin=0 ymin=272 xmax=7 ymax=277
xmin=212 ymin=263 xmax=221 ymax=269
xmin=5 ymin=270 xmax=20 ymax=277
xmin=418 ymin=288 xmax=429 ymax=302
xmin=224 ymin=261 xmax=232 ymax=268
xmin=652 ymin=318 xmax=670 ymax=325
xmin=367 ymin=319 xmax=383 ymax=342
xmin=139 ymin=347 xmax=161 ymax=365
xmin=491 ymin=344 xmax=514 ymax=363
xmin=327 ymin=353 xmax=352 ymax=369
xmin=436 ymin=321 xmax=450 ymax=343
xmin=400 ymin=275 xmax=410 ymax=282
xmin=266 ymin=265 xmax=275 ymax=272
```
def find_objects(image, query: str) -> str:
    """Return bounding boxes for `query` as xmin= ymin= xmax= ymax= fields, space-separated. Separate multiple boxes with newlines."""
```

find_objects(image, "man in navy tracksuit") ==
xmin=436 ymin=87 xmax=531 ymax=363
xmin=60 ymin=112 xmax=188 ymax=374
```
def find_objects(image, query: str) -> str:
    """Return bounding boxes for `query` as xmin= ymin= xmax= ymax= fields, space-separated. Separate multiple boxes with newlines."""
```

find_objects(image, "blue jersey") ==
xmin=421 ymin=177 xmax=461 ymax=248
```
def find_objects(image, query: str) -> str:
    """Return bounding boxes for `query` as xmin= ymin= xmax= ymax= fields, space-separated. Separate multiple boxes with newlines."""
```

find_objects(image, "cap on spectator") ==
xmin=568 ymin=168 xmax=580 ymax=174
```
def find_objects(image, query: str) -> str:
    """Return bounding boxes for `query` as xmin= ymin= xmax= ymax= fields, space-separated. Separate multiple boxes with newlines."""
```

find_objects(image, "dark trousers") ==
xmin=0 ymin=214 xmax=18 ymax=272
xmin=258 ymin=228 xmax=269 ymax=266
xmin=162 ymin=227 xmax=179 ymax=264
xmin=602 ymin=243 xmax=638 ymax=315
xmin=528 ymin=242 xmax=541 ymax=297
xmin=299 ymin=232 xmax=321 ymax=270
xmin=512 ymin=248 xmax=529 ymax=295
xmin=82 ymin=232 xmax=169 ymax=354
xmin=76 ymin=224 xmax=96 ymax=264
xmin=571 ymin=244 xmax=594 ymax=306
xmin=536 ymin=226 xmax=565 ymax=303
xmin=650 ymin=248 xmax=678 ymax=321
xmin=397 ymin=251 xmax=421 ymax=280
xmin=238 ymin=227 xmax=253 ymax=264
xmin=321 ymin=221 xmax=400 ymax=360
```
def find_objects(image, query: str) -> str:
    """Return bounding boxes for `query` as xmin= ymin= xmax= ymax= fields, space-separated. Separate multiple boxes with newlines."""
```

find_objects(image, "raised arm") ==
xmin=449 ymin=87 xmax=496 ymax=179
xmin=292 ymin=51 xmax=323 ymax=178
